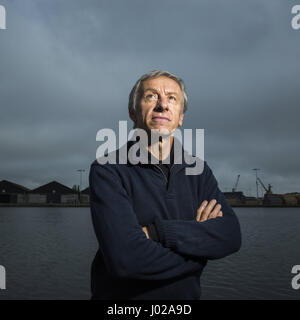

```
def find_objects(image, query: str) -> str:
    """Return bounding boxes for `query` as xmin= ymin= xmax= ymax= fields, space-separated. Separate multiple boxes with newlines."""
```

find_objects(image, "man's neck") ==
xmin=147 ymin=136 xmax=174 ymax=161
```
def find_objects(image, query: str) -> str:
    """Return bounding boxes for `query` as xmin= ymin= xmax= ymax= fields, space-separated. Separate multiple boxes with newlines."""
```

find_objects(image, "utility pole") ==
xmin=252 ymin=168 xmax=260 ymax=199
xmin=77 ymin=169 xmax=85 ymax=192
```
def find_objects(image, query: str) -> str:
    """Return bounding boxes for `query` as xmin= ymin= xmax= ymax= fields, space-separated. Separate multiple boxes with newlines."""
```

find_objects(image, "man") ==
xmin=89 ymin=70 xmax=241 ymax=300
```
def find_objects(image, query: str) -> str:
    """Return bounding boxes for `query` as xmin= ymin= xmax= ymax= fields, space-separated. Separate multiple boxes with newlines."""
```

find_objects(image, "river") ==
xmin=0 ymin=207 xmax=299 ymax=300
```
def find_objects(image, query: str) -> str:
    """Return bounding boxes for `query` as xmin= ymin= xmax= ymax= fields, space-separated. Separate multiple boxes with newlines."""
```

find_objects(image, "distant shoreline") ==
xmin=0 ymin=203 xmax=90 ymax=207
xmin=0 ymin=203 xmax=299 ymax=208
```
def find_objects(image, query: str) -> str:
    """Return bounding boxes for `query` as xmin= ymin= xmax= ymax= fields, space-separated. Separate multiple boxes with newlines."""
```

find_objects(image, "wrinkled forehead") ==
xmin=141 ymin=76 xmax=182 ymax=95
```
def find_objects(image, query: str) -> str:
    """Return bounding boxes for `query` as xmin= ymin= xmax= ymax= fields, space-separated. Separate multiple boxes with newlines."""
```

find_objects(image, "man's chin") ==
xmin=150 ymin=128 xmax=173 ymax=138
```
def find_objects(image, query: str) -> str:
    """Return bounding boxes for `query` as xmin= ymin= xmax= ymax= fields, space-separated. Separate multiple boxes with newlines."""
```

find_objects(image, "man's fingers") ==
xmin=142 ymin=226 xmax=149 ymax=239
xmin=196 ymin=200 xmax=208 ymax=221
xmin=208 ymin=204 xmax=222 ymax=219
xmin=197 ymin=200 xmax=223 ymax=222
xmin=200 ymin=199 xmax=217 ymax=222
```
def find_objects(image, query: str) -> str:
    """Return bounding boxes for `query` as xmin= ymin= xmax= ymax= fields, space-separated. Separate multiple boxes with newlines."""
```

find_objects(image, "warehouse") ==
xmin=80 ymin=187 xmax=90 ymax=204
xmin=0 ymin=180 xmax=29 ymax=204
xmin=29 ymin=181 xmax=77 ymax=204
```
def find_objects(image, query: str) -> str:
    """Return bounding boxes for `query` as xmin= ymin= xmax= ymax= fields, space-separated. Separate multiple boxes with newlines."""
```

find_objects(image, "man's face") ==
xmin=131 ymin=76 xmax=184 ymax=136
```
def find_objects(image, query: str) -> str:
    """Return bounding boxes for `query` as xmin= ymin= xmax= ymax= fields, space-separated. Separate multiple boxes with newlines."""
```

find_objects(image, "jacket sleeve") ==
xmin=152 ymin=162 xmax=242 ymax=260
xmin=89 ymin=163 xmax=206 ymax=280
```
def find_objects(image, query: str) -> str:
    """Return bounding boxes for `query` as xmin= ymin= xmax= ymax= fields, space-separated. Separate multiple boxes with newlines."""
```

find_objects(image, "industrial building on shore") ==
xmin=0 ymin=179 xmax=299 ymax=207
xmin=223 ymin=191 xmax=300 ymax=207
xmin=223 ymin=173 xmax=300 ymax=207
xmin=0 ymin=180 xmax=90 ymax=206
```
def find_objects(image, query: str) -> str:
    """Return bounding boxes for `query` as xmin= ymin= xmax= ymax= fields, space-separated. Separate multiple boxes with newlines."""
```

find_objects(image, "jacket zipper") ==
xmin=154 ymin=164 xmax=175 ymax=185
xmin=154 ymin=165 xmax=168 ymax=184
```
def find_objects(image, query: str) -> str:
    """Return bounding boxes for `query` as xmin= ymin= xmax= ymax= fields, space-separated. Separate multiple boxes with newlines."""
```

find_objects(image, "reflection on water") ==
xmin=0 ymin=207 xmax=299 ymax=300
xmin=201 ymin=207 xmax=300 ymax=300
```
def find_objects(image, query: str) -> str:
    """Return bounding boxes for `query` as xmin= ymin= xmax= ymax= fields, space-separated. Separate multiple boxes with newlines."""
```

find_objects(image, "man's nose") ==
xmin=155 ymin=96 xmax=169 ymax=111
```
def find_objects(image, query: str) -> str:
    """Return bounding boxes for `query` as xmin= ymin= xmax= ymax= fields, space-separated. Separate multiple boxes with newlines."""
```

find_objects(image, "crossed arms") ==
xmin=89 ymin=162 xmax=241 ymax=281
xmin=143 ymin=199 xmax=223 ymax=238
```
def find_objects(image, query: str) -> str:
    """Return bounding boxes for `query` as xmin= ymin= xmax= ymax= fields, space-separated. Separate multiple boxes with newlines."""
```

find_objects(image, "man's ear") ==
xmin=130 ymin=111 xmax=137 ymax=123
xmin=178 ymin=112 xmax=184 ymax=127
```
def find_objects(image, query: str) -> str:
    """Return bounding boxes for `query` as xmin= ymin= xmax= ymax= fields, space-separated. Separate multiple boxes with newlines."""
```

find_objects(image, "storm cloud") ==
xmin=0 ymin=0 xmax=299 ymax=195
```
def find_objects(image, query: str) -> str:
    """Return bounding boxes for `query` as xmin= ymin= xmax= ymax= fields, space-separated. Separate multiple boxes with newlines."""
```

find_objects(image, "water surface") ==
xmin=0 ymin=207 xmax=299 ymax=299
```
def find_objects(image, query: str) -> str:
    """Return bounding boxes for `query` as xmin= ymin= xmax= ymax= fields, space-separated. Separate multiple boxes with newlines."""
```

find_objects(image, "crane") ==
xmin=252 ymin=168 xmax=260 ymax=199
xmin=257 ymin=177 xmax=272 ymax=195
xmin=232 ymin=174 xmax=240 ymax=192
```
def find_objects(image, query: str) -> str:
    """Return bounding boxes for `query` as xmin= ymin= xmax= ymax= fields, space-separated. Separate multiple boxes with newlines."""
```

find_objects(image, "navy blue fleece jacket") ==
xmin=89 ymin=143 xmax=241 ymax=300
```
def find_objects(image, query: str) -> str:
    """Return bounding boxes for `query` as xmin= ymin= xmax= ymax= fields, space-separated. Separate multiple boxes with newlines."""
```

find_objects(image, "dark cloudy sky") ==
xmin=0 ymin=0 xmax=299 ymax=196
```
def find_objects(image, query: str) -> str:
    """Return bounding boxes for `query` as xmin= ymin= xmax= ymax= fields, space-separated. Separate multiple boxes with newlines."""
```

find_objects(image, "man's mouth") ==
xmin=152 ymin=116 xmax=170 ymax=122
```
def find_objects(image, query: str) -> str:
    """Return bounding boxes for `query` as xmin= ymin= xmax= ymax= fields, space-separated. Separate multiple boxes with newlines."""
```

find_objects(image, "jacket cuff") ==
xmin=154 ymin=218 xmax=177 ymax=249
xmin=146 ymin=223 xmax=160 ymax=242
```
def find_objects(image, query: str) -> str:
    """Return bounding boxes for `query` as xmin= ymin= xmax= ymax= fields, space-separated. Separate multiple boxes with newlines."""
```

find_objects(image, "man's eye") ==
xmin=146 ymin=94 xmax=157 ymax=99
xmin=169 ymin=96 xmax=176 ymax=100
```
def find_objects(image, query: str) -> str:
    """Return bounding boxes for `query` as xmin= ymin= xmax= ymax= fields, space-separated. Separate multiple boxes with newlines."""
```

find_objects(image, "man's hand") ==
xmin=142 ymin=226 xmax=150 ymax=238
xmin=196 ymin=199 xmax=222 ymax=222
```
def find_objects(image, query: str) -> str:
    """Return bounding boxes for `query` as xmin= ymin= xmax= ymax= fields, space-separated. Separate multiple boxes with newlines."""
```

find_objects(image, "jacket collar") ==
xmin=121 ymin=137 xmax=203 ymax=174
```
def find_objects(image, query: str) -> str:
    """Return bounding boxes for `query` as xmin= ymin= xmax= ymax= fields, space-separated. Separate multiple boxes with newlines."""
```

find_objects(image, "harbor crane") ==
xmin=232 ymin=174 xmax=240 ymax=192
xmin=257 ymin=177 xmax=273 ymax=195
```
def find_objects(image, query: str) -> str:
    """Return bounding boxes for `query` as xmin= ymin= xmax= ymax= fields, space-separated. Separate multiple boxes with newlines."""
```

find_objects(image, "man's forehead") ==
xmin=142 ymin=76 xmax=181 ymax=93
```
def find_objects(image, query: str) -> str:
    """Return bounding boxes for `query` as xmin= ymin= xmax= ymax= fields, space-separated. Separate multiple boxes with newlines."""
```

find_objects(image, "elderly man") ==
xmin=89 ymin=70 xmax=241 ymax=300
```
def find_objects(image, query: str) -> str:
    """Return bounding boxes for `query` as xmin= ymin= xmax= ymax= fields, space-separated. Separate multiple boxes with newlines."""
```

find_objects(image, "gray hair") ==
xmin=128 ymin=70 xmax=188 ymax=118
